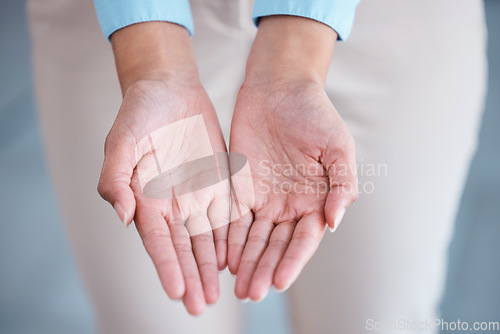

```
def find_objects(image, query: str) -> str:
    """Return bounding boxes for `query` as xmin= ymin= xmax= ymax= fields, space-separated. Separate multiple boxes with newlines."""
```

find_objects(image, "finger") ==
xmin=323 ymin=135 xmax=358 ymax=232
xmin=134 ymin=206 xmax=185 ymax=300
xmin=187 ymin=215 xmax=220 ymax=305
xmin=208 ymin=193 xmax=230 ymax=270
xmin=213 ymin=225 xmax=229 ymax=271
xmin=234 ymin=218 xmax=274 ymax=300
xmin=227 ymin=151 xmax=255 ymax=274
xmin=227 ymin=209 xmax=254 ymax=275
xmin=97 ymin=130 xmax=136 ymax=226
xmin=168 ymin=218 xmax=206 ymax=316
xmin=273 ymin=213 xmax=325 ymax=292
xmin=248 ymin=221 xmax=295 ymax=302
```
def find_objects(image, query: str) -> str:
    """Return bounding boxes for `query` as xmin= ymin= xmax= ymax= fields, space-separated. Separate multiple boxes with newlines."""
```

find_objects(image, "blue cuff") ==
xmin=93 ymin=0 xmax=194 ymax=39
xmin=252 ymin=0 xmax=361 ymax=41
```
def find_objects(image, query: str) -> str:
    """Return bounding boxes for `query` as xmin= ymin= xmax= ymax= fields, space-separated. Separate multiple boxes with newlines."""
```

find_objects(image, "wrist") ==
xmin=244 ymin=16 xmax=337 ymax=87
xmin=111 ymin=21 xmax=200 ymax=93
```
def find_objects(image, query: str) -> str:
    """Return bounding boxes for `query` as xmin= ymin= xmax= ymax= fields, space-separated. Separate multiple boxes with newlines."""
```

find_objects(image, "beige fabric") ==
xmin=27 ymin=0 xmax=486 ymax=333
xmin=289 ymin=1 xmax=487 ymax=333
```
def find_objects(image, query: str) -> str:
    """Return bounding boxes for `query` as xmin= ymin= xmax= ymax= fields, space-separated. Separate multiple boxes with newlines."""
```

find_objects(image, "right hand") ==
xmin=97 ymin=23 xmax=229 ymax=315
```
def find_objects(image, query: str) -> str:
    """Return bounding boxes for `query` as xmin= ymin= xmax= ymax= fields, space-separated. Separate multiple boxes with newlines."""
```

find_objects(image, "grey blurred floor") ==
xmin=0 ymin=1 xmax=498 ymax=334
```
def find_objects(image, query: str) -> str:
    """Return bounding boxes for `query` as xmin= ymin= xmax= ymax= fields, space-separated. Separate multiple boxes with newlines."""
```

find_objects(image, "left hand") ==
xmin=227 ymin=16 xmax=359 ymax=302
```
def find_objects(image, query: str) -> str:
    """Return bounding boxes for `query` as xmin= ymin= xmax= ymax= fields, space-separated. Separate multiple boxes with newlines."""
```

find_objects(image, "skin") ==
xmin=97 ymin=16 xmax=358 ymax=314
xmin=228 ymin=16 xmax=358 ymax=301
xmin=97 ymin=22 xmax=229 ymax=315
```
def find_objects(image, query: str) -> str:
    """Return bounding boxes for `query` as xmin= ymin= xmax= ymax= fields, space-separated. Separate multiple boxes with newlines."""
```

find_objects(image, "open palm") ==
xmin=98 ymin=80 xmax=229 ymax=315
xmin=228 ymin=81 xmax=358 ymax=301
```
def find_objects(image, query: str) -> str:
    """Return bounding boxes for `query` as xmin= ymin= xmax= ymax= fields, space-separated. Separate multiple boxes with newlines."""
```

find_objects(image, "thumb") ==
xmin=97 ymin=132 xmax=136 ymax=227
xmin=323 ymin=139 xmax=358 ymax=233
xmin=324 ymin=184 xmax=357 ymax=233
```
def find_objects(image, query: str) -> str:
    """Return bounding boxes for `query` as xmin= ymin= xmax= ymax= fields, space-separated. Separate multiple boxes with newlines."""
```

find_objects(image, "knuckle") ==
xmin=268 ymin=239 xmax=289 ymax=250
xmin=183 ymin=274 xmax=201 ymax=283
xmin=197 ymin=261 xmax=217 ymax=273
xmin=239 ymin=259 xmax=257 ymax=268
xmin=246 ymin=234 xmax=268 ymax=245
xmin=155 ymin=258 xmax=178 ymax=269
xmin=103 ymin=131 xmax=114 ymax=153
xmin=96 ymin=180 xmax=111 ymax=200
xmin=173 ymin=242 xmax=193 ymax=254
xmin=215 ymin=237 xmax=228 ymax=246
xmin=192 ymin=233 xmax=213 ymax=243
xmin=255 ymin=262 xmax=276 ymax=272
xmin=142 ymin=228 xmax=170 ymax=245
xmin=227 ymin=241 xmax=244 ymax=249
xmin=281 ymin=253 xmax=302 ymax=264
xmin=293 ymin=230 xmax=317 ymax=242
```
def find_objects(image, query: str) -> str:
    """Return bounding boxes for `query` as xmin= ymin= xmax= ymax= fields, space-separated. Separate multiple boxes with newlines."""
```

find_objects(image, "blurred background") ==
xmin=0 ymin=1 xmax=498 ymax=333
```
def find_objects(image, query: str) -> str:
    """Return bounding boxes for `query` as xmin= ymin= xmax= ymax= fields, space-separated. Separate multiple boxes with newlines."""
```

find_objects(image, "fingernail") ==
xmin=330 ymin=207 xmax=346 ymax=233
xmin=274 ymin=285 xmax=290 ymax=293
xmin=251 ymin=290 xmax=269 ymax=303
xmin=241 ymin=298 xmax=250 ymax=303
xmin=113 ymin=202 xmax=128 ymax=227
xmin=123 ymin=211 xmax=129 ymax=227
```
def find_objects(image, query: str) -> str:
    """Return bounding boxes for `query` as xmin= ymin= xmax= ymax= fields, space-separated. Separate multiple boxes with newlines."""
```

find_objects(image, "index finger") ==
xmin=134 ymin=205 xmax=186 ymax=300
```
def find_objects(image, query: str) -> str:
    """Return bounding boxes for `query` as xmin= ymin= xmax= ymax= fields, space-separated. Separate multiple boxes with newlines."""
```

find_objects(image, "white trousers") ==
xmin=27 ymin=0 xmax=486 ymax=333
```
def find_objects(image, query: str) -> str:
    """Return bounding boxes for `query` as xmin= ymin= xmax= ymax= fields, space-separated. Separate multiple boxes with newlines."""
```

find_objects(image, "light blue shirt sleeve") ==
xmin=252 ymin=0 xmax=361 ymax=41
xmin=93 ymin=0 xmax=194 ymax=39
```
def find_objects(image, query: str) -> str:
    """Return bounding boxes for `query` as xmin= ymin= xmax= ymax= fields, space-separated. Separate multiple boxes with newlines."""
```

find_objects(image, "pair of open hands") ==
xmin=97 ymin=18 xmax=358 ymax=315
